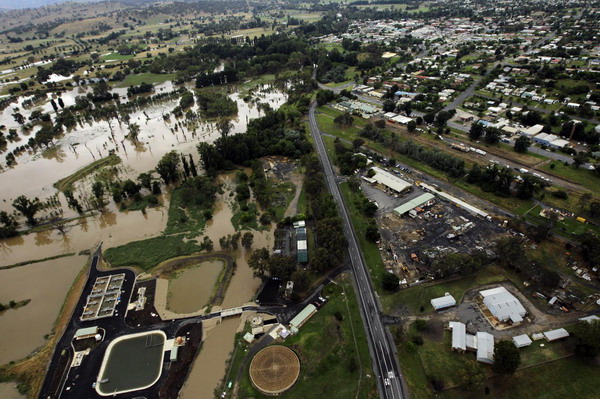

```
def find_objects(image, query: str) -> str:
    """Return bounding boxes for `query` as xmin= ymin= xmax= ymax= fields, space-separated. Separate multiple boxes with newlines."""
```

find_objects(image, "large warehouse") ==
xmin=480 ymin=286 xmax=526 ymax=324
xmin=394 ymin=193 xmax=435 ymax=217
xmin=370 ymin=167 xmax=412 ymax=194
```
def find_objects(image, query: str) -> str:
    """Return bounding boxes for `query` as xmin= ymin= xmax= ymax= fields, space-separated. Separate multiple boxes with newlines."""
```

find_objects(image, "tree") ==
xmin=248 ymin=247 xmax=270 ymax=277
xmin=155 ymin=151 xmax=180 ymax=184
xmin=0 ymin=211 xmax=18 ymax=238
xmin=365 ymin=223 xmax=380 ymax=242
xmin=128 ymin=123 xmax=140 ymax=143
xmin=483 ymin=127 xmax=501 ymax=144
xmin=457 ymin=361 xmax=486 ymax=391
xmin=571 ymin=320 xmax=600 ymax=359
xmin=382 ymin=272 xmax=400 ymax=291
xmin=573 ymin=152 xmax=589 ymax=169
xmin=492 ymin=341 xmax=521 ymax=375
xmin=432 ymin=253 xmax=481 ymax=278
xmin=291 ymin=269 xmax=309 ymax=293
xmin=138 ymin=172 xmax=153 ymax=190
xmin=91 ymin=181 xmax=104 ymax=199
xmin=241 ymin=231 xmax=254 ymax=249
xmin=407 ymin=120 xmax=417 ymax=132
xmin=216 ymin=117 xmax=233 ymax=138
xmin=334 ymin=112 xmax=353 ymax=127
xmin=383 ymin=99 xmax=396 ymax=113
xmin=423 ymin=112 xmax=435 ymax=124
xmin=514 ymin=135 xmax=531 ymax=153
xmin=12 ymin=195 xmax=40 ymax=225
xmin=469 ymin=122 xmax=484 ymax=141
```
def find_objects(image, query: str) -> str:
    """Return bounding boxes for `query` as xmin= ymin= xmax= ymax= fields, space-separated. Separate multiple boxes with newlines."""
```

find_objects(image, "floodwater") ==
xmin=0 ymin=82 xmax=288 ymax=214
xmin=0 ymin=207 xmax=167 ymax=266
xmin=179 ymin=174 xmax=274 ymax=398
xmin=0 ymin=383 xmax=25 ymax=399
xmin=179 ymin=317 xmax=240 ymax=399
xmin=166 ymin=260 xmax=225 ymax=314
xmin=0 ymin=255 xmax=86 ymax=365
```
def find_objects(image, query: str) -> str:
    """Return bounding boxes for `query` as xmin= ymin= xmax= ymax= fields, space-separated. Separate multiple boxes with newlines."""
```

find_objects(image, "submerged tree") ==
xmin=12 ymin=195 xmax=41 ymax=225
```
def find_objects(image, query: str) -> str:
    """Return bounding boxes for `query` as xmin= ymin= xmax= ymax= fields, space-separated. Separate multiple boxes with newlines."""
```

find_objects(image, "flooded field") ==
xmin=0 ymin=382 xmax=25 ymax=399
xmin=0 ymin=207 xmax=167 ymax=266
xmin=166 ymin=259 xmax=224 ymax=314
xmin=0 ymin=82 xmax=288 ymax=214
xmin=178 ymin=172 xmax=275 ymax=397
xmin=0 ymin=255 xmax=86 ymax=365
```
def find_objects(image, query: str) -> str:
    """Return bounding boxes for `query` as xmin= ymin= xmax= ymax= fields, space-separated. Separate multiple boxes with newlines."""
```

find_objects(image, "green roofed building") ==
xmin=393 ymin=193 xmax=435 ymax=216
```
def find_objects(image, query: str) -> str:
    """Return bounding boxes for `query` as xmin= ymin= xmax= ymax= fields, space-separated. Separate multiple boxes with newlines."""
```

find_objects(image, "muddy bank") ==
xmin=0 ymin=255 xmax=87 ymax=365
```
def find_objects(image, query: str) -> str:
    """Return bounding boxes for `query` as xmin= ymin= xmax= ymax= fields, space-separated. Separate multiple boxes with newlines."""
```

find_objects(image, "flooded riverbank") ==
xmin=166 ymin=259 xmax=224 ymax=314
xmin=0 ymin=382 xmax=25 ymax=399
xmin=0 ymin=255 xmax=87 ymax=365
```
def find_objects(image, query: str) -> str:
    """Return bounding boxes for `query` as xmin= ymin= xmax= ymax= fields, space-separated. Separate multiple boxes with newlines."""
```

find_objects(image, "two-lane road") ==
xmin=308 ymin=101 xmax=406 ymax=399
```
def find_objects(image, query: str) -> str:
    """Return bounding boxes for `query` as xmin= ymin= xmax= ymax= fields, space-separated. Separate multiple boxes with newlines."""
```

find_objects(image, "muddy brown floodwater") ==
xmin=0 ymin=382 xmax=25 ymax=399
xmin=179 ymin=174 xmax=274 ymax=398
xmin=166 ymin=260 xmax=225 ymax=314
xmin=0 ymin=255 xmax=86 ymax=365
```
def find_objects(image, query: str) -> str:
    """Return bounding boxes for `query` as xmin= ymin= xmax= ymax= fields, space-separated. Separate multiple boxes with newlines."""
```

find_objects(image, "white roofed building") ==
xmin=431 ymin=294 xmax=456 ymax=310
xmin=370 ymin=167 xmax=412 ymax=194
xmin=476 ymin=332 xmax=495 ymax=364
xmin=480 ymin=286 xmax=526 ymax=325
xmin=512 ymin=334 xmax=533 ymax=348
xmin=449 ymin=321 xmax=466 ymax=352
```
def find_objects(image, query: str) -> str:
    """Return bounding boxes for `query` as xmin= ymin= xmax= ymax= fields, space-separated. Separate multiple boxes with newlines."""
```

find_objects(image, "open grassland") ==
xmin=116 ymin=72 xmax=176 ymax=87
xmin=381 ymin=264 xmax=520 ymax=315
xmin=339 ymin=182 xmax=387 ymax=291
xmin=236 ymin=276 xmax=377 ymax=398
xmin=104 ymin=235 xmax=201 ymax=271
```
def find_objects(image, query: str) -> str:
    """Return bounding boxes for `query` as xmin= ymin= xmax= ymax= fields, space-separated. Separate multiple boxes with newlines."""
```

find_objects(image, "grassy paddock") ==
xmin=103 ymin=235 xmax=202 ymax=271
xmin=116 ymin=72 xmax=176 ymax=87
xmin=381 ymin=264 xmax=521 ymax=315
xmin=339 ymin=182 xmax=387 ymax=291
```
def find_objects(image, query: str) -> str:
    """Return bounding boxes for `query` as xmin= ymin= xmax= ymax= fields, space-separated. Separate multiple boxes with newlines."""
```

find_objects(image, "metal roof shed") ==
xmin=289 ymin=304 xmax=317 ymax=331
xmin=393 ymin=193 xmax=435 ymax=216
xmin=476 ymin=332 xmax=495 ymax=364
xmin=431 ymin=294 xmax=456 ymax=310
xmin=74 ymin=326 xmax=99 ymax=340
xmin=579 ymin=315 xmax=600 ymax=323
xmin=512 ymin=334 xmax=532 ymax=348
xmin=543 ymin=328 xmax=570 ymax=342
xmin=449 ymin=322 xmax=466 ymax=352
xmin=371 ymin=167 xmax=412 ymax=194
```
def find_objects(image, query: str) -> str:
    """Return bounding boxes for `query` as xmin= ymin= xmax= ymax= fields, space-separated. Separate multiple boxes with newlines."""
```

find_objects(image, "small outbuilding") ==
xmin=543 ymin=328 xmax=570 ymax=342
xmin=512 ymin=334 xmax=533 ymax=348
xmin=579 ymin=315 xmax=600 ymax=324
xmin=431 ymin=294 xmax=456 ymax=310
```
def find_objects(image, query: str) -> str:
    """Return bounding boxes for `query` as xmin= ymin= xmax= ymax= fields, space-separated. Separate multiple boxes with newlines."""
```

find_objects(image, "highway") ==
xmin=308 ymin=101 xmax=406 ymax=399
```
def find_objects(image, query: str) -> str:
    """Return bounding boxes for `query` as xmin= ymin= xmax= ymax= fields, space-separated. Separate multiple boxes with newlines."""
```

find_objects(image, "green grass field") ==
xmin=541 ymin=162 xmax=600 ymax=194
xmin=164 ymin=186 xmax=209 ymax=236
xmin=236 ymin=276 xmax=377 ymax=399
xmin=101 ymin=52 xmax=134 ymax=61
xmin=116 ymin=72 xmax=176 ymax=87
xmin=103 ymin=235 xmax=202 ymax=270
xmin=339 ymin=182 xmax=387 ymax=291
xmin=381 ymin=264 xmax=520 ymax=314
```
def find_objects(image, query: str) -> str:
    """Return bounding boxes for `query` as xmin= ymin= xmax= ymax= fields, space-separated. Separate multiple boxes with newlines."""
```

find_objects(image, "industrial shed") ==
xmin=393 ymin=193 xmax=435 ymax=216
xmin=431 ymin=294 xmax=456 ymax=310
xmin=289 ymin=304 xmax=317 ymax=334
xmin=543 ymin=328 xmax=570 ymax=342
xmin=476 ymin=332 xmax=495 ymax=364
xmin=480 ymin=287 xmax=526 ymax=324
xmin=370 ymin=167 xmax=412 ymax=194
xmin=449 ymin=321 xmax=466 ymax=352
